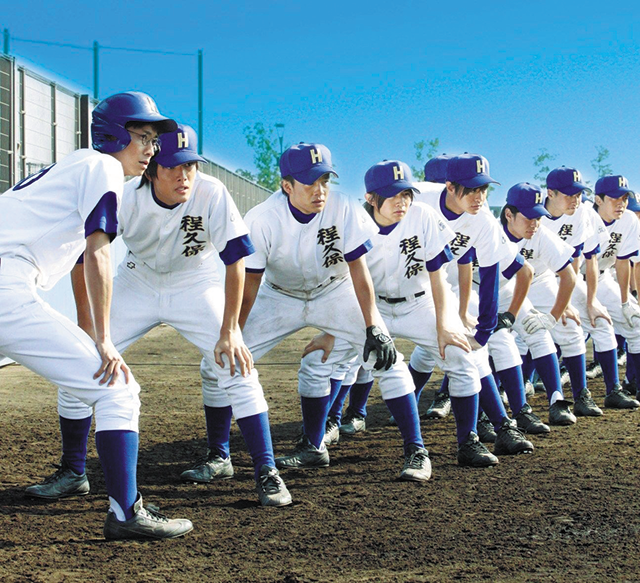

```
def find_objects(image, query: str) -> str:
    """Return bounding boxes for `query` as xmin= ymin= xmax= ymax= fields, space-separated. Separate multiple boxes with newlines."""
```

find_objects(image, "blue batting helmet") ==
xmin=91 ymin=91 xmax=177 ymax=154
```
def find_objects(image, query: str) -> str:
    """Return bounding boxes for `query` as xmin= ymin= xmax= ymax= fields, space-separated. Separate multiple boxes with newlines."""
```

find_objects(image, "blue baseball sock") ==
xmin=95 ymin=430 xmax=138 ymax=521
xmin=617 ymin=334 xmax=627 ymax=352
xmin=60 ymin=415 xmax=92 ymax=475
xmin=204 ymin=405 xmax=232 ymax=459
xmin=594 ymin=349 xmax=619 ymax=394
xmin=626 ymin=353 xmax=640 ymax=390
xmin=521 ymin=351 xmax=535 ymax=383
xmin=384 ymin=393 xmax=424 ymax=453
xmin=533 ymin=353 xmax=564 ymax=401
xmin=328 ymin=379 xmax=350 ymax=422
xmin=563 ymin=354 xmax=587 ymax=400
xmin=496 ymin=366 xmax=526 ymax=415
xmin=408 ymin=365 xmax=433 ymax=404
xmin=301 ymin=395 xmax=331 ymax=449
xmin=479 ymin=374 xmax=508 ymax=429
xmin=450 ymin=394 xmax=479 ymax=444
xmin=626 ymin=349 xmax=636 ymax=384
xmin=348 ymin=380 xmax=374 ymax=417
xmin=236 ymin=412 xmax=275 ymax=481
xmin=437 ymin=376 xmax=450 ymax=395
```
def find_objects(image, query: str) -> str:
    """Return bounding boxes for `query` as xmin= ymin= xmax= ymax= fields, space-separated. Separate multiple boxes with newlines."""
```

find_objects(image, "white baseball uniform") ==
xmin=0 ymin=150 xmax=140 ymax=432
xmin=57 ymin=171 xmax=268 ymax=421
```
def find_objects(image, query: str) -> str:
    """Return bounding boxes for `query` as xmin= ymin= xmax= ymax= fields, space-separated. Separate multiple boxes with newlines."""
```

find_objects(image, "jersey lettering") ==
xmin=180 ymin=215 xmax=206 ymax=257
xmin=520 ymin=248 xmax=534 ymax=260
xmin=602 ymin=232 xmax=622 ymax=259
xmin=449 ymin=232 xmax=471 ymax=256
xmin=557 ymin=224 xmax=573 ymax=240
xmin=399 ymin=235 xmax=424 ymax=279
xmin=13 ymin=164 xmax=56 ymax=191
xmin=317 ymin=226 xmax=343 ymax=268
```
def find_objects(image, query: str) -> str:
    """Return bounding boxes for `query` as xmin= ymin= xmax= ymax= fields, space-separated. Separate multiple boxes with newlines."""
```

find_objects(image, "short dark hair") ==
xmin=138 ymin=160 xmax=198 ymax=190
xmin=500 ymin=204 xmax=519 ymax=226
xmin=365 ymin=190 xmax=414 ymax=211
xmin=450 ymin=182 xmax=489 ymax=197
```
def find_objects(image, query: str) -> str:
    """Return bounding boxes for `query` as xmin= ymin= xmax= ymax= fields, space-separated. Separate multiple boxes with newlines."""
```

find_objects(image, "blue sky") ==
xmin=2 ymin=1 xmax=639 ymax=204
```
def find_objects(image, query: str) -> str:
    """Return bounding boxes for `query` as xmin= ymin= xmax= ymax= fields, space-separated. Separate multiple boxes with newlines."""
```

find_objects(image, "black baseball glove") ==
xmin=494 ymin=311 xmax=515 ymax=332
xmin=363 ymin=325 xmax=396 ymax=371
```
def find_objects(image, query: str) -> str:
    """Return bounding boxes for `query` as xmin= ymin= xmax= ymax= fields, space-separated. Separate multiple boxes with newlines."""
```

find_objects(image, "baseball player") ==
xmin=0 ymin=92 xmax=193 ymax=540
xmin=27 ymin=124 xmax=292 ymax=508
xmin=586 ymin=175 xmax=640 ymax=408
xmin=405 ymin=154 xmax=536 ymax=453
xmin=204 ymin=143 xmax=432 ymax=481
xmin=540 ymin=166 xmax=630 ymax=412
xmin=303 ymin=156 xmax=535 ymax=465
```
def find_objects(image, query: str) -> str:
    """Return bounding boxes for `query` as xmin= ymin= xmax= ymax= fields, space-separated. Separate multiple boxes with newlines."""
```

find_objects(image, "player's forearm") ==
xmin=239 ymin=271 xmax=263 ymax=329
xmin=70 ymin=262 xmax=94 ymax=337
xmin=506 ymin=261 xmax=532 ymax=317
xmin=633 ymin=263 xmax=640 ymax=298
xmin=83 ymin=231 xmax=113 ymax=342
xmin=585 ymin=256 xmax=599 ymax=306
xmin=457 ymin=262 xmax=472 ymax=320
xmin=221 ymin=259 xmax=245 ymax=332
xmin=428 ymin=269 xmax=447 ymax=331
xmin=615 ymin=259 xmax=631 ymax=304
xmin=550 ymin=266 xmax=576 ymax=321
xmin=348 ymin=257 xmax=379 ymax=328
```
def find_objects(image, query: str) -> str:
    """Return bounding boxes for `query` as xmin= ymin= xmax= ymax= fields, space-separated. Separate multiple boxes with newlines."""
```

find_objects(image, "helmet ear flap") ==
xmin=91 ymin=114 xmax=131 ymax=153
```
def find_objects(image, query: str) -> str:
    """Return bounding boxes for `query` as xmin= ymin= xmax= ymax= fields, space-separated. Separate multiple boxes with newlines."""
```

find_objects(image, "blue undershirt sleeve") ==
xmin=501 ymin=254 xmax=524 ymax=281
xmin=219 ymin=234 xmax=255 ymax=266
xmin=344 ymin=240 xmax=373 ymax=262
xmin=426 ymin=246 xmax=454 ymax=272
xmin=84 ymin=191 xmax=118 ymax=241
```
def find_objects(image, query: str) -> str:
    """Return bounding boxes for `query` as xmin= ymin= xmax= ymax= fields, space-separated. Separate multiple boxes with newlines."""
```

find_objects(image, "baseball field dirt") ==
xmin=1 ymin=325 xmax=639 ymax=582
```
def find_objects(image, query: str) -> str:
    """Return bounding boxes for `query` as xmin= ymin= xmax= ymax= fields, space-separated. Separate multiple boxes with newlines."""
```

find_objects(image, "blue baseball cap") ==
xmin=364 ymin=160 xmax=418 ymax=198
xmin=154 ymin=124 xmax=206 ymax=167
xmin=506 ymin=182 xmax=551 ymax=219
xmin=627 ymin=192 xmax=640 ymax=212
xmin=279 ymin=143 xmax=338 ymax=185
xmin=424 ymin=154 xmax=450 ymax=184
xmin=595 ymin=175 xmax=633 ymax=199
xmin=445 ymin=153 xmax=499 ymax=188
xmin=546 ymin=166 xmax=590 ymax=195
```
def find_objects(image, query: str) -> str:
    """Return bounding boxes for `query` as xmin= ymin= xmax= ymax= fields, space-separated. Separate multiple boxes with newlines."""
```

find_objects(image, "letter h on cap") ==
xmin=476 ymin=159 xmax=486 ymax=174
xmin=393 ymin=165 xmax=404 ymax=181
xmin=310 ymin=148 xmax=323 ymax=164
xmin=177 ymin=132 xmax=189 ymax=149
xmin=620 ymin=176 xmax=628 ymax=188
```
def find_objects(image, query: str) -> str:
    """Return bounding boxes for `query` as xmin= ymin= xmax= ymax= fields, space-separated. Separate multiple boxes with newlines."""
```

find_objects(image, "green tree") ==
xmin=236 ymin=122 xmax=286 ymax=192
xmin=411 ymin=138 xmax=440 ymax=181
xmin=591 ymin=145 xmax=612 ymax=178
xmin=532 ymin=148 xmax=558 ymax=189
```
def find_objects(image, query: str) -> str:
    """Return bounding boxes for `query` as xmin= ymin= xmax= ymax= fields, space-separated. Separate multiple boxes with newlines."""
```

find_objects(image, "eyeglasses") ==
xmin=127 ymin=129 xmax=161 ymax=151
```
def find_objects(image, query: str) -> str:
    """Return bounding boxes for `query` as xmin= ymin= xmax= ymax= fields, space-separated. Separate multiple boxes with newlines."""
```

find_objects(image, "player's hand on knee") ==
xmin=622 ymin=301 xmax=640 ymax=326
xmin=561 ymin=304 xmax=581 ymax=326
xmin=438 ymin=328 xmax=471 ymax=359
xmin=215 ymin=328 xmax=253 ymax=377
xmin=522 ymin=309 xmax=557 ymax=334
xmin=464 ymin=332 xmax=483 ymax=351
xmin=94 ymin=339 xmax=130 ymax=386
xmin=302 ymin=332 xmax=336 ymax=362
xmin=587 ymin=300 xmax=612 ymax=327
xmin=363 ymin=325 xmax=396 ymax=370
xmin=494 ymin=311 xmax=515 ymax=332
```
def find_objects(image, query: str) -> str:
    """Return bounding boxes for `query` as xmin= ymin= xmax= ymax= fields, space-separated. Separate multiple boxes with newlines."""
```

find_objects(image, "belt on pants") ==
xmin=378 ymin=290 xmax=426 ymax=304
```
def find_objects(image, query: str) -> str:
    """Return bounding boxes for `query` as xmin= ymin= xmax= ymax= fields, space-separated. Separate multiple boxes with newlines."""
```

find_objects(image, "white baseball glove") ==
xmin=522 ymin=309 xmax=557 ymax=334
xmin=622 ymin=301 xmax=640 ymax=327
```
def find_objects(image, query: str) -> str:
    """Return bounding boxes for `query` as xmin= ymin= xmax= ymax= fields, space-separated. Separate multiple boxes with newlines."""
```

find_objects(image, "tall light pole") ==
xmin=275 ymin=123 xmax=285 ymax=161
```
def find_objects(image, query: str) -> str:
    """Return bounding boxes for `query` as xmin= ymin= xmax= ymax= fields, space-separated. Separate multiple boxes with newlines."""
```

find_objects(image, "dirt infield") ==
xmin=1 ymin=325 xmax=640 ymax=582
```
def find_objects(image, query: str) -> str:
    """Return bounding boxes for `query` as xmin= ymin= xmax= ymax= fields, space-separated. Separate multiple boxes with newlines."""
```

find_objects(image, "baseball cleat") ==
xmin=256 ymin=465 xmax=292 ymax=507
xmin=422 ymin=390 xmax=451 ymax=420
xmin=180 ymin=450 xmax=234 ymax=483
xmin=493 ymin=418 xmax=534 ymax=456
xmin=323 ymin=416 xmax=340 ymax=446
xmin=275 ymin=435 xmax=330 ymax=469
xmin=604 ymin=385 xmax=640 ymax=409
xmin=515 ymin=403 xmax=551 ymax=434
xmin=524 ymin=380 xmax=535 ymax=399
xmin=548 ymin=400 xmax=577 ymax=426
xmin=573 ymin=388 xmax=604 ymax=417
xmin=399 ymin=444 xmax=431 ymax=482
xmin=585 ymin=361 xmax=603 ymax=379
xmin=457 ymin=432 xmax=499 ymax=467
xmin=476 ymin=412 xmax=497 ymax=443
xmin=340 ymin=410 xmax=366 ymax=435
xmin=25 ymin=461 xmax=90 ymax=500
xmin=103 ymin=494 xmax=193 ymax=540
